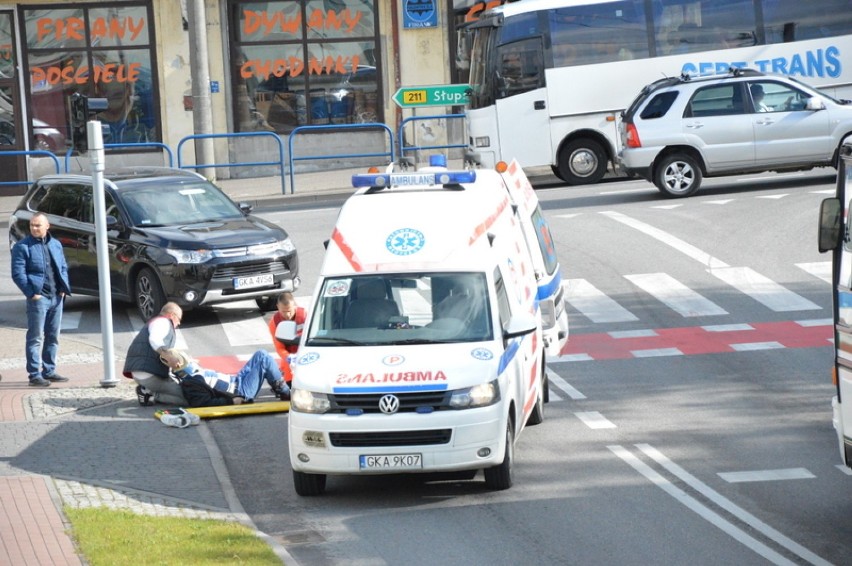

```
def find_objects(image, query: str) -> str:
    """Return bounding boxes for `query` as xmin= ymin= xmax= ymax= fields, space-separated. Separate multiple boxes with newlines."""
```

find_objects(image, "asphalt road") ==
xmin=2 ymin=168 xmax=848 ymax=565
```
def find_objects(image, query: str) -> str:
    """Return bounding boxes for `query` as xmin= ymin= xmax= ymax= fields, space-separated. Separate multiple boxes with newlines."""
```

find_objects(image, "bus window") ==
xmin=762 ymin=0 xmax=852 ymax=42
xmin=549 ymin=2 xmax=649 ymax=66
xmin=657 ymin=0 xmax=756 ymax=56
xmin=496 ymin=39 xmax=544 ymax=98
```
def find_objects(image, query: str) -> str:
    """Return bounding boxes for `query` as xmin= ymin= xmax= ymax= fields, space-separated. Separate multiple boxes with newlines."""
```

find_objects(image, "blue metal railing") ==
xmin=399 ymin=114 xmax=466 ymax=160
xmin=62 ymin=142 xmax=175 ymax=172
xmin=177 ymin=132 xmax=287 ymax=194
xmin=0 ymin=150 xmax=61 ymax=187
xmin=287 ymin=123 xmax=394 ymax=194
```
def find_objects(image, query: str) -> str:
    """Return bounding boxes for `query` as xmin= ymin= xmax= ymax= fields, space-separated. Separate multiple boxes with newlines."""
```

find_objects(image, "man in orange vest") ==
xmin=268 ymin=292 xmax=306 ymax=384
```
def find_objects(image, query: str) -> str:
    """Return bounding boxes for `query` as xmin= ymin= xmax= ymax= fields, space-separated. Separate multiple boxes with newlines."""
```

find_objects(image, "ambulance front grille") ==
xmin=329 ymin=429 xmax=452 ymax=447
xmin=329 ymin=391 xmax=450 ymax=413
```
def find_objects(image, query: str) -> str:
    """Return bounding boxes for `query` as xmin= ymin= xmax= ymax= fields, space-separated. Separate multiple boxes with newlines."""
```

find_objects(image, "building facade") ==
xmin=0 ymin=0 xmax=483 ymax=194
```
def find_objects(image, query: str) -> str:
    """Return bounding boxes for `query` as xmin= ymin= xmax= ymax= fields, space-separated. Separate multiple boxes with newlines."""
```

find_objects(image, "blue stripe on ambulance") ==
xmin=498 ymin=339 xmax=521 ymax=375
xmin=536 ymin=266 xmax=562 ymax=302
xmin=333 ymin=384 xmax=450 ymax=393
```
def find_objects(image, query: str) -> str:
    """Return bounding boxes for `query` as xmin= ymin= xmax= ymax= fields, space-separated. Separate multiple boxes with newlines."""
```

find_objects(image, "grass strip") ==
xmin=65 ymin=507 xmax=282 ymax=565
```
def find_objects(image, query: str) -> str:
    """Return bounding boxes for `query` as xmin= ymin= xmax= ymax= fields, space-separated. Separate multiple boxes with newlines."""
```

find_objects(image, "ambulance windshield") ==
xmin=306 ymin=273 xmax=493 ymax=345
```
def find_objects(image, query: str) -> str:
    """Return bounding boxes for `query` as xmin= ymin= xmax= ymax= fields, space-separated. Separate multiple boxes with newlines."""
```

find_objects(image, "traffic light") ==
xmin=70 ymin=93 xmax=88 ymax=153
xmin=69 ymin=93 xmax=108 ymax=153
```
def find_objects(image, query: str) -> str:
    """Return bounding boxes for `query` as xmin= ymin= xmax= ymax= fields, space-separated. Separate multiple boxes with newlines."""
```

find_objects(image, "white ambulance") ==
xmin=287 ymin=157 xmax=564 ymax=496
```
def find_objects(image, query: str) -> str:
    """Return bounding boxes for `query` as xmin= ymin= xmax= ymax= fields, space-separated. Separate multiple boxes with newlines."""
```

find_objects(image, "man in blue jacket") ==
xmin=11 ymin=212 xmax=72 ymax=387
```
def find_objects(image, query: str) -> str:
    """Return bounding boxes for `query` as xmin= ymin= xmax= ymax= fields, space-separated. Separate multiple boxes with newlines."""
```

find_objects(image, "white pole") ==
xmin=88 ymin=120 xmax=118 ymax=387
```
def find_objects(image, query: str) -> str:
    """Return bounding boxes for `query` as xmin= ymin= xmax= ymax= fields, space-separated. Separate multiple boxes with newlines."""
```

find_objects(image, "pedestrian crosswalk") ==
xmin=57 ymin=256 xmax=831 ymax=360
xmin=564 ymin=260 xmax=827 ymax=326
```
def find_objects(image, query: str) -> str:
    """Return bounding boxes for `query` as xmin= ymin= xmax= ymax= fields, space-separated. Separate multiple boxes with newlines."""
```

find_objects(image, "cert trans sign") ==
xmin=392 ymin=84 xmax=471 ymax=108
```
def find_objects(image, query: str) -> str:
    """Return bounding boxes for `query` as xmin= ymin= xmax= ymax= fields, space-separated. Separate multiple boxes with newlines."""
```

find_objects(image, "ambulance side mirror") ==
xmin=275 ymin=320 xmax=299 ymax=346
xmin=818 ymin=197 xmax=842 ymax=253
xmin=503 ymin=311 xmax=537 ymax=339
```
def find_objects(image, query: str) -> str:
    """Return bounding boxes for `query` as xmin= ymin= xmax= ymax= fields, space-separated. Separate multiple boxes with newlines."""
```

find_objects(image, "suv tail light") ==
xmin=625 ymin=123 xmax=642 ymax=148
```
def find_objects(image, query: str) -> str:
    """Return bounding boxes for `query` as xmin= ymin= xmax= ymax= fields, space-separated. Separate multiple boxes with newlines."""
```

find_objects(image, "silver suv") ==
xmin=619 ymin=68 xmax=852 ymax=198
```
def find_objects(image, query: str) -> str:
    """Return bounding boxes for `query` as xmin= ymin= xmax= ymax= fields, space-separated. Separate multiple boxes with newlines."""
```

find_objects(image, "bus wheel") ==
xmin=484 ymin=418 xmax=514 ymax=490
xmin=654 ymin=153 xmax=702 ymax=198
xmin=557 ymin=138 xmax=607 ymax=185
xmin=293 ymin=470 xmax=327 ymax=496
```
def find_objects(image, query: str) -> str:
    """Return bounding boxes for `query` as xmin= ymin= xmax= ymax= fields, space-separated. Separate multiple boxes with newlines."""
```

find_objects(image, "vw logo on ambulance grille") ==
xmin=379 ymin=394 xmax=400 ymax=414
xmin=386 ymin=228 xmax=425 ymax=255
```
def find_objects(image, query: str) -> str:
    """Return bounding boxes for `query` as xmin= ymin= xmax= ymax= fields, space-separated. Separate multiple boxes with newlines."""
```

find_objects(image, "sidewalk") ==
xmin=0 ymin=168 xmax=353 ymax=566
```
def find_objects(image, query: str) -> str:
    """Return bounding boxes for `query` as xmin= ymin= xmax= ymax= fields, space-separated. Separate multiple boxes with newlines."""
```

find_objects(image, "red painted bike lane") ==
xmin=558 ymin=319 xmax=833 ymax=361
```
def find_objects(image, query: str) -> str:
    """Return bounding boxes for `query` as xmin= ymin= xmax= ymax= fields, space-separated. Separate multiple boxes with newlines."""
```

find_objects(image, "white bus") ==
xmin=464 ymin=0 xmax=852 ymax=184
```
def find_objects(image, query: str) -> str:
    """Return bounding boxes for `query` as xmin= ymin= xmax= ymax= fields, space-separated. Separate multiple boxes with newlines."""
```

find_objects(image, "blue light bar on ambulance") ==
xmin=352 ymin=170 xmax=477 ymax=188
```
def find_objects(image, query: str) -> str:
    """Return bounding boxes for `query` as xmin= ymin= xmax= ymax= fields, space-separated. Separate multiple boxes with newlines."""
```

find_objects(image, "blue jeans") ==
xmin=234 ymin=350 xmax=287 ymax=400
xmin=26 ymin=294 xmax=64 ymax=380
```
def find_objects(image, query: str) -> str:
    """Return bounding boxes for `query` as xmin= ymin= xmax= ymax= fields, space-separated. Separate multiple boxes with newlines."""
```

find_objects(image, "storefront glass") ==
xmin=22 ymin=2 xmax=158 ymax=152
xmin=230 ymin=0 xmax=381 ymax=133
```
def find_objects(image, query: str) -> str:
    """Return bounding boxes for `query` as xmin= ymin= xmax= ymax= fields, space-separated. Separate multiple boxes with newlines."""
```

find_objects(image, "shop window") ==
xmin=22 ymin=3 xmax=159 ymax=153
xmin=230 ymin=0 xmax=381 ymax=134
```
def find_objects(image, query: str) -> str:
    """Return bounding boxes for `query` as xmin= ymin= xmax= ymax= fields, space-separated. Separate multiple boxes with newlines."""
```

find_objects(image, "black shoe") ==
xmin=29 ymin=377 xmax=51 ymax=387
xmin=271 ymin=381 xmax=291 ymax=401
xmin=136 ymin=385 xmax=153 ymax=406
xmin=44 ymin=374 xmax=69 ymax=382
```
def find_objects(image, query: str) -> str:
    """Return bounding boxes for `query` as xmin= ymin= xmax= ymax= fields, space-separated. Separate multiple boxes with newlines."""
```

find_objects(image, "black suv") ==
xmin=8 ymin=167 xmax=300 ymax=319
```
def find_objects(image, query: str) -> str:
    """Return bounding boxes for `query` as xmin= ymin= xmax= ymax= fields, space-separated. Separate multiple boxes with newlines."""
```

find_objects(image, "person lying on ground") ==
xmin=160 ymin=349 xmax=290 ymax=407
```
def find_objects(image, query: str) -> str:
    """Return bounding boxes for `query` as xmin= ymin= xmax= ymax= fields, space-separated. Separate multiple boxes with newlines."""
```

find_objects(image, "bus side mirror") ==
xmin=818 ymin=197 xmax=842 ymax=253
xmin=275 ymin=320 xmax=299 ymax=345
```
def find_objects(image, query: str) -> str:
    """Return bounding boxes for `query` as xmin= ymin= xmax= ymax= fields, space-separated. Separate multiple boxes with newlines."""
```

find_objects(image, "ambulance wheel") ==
xmin=484 ymin=418 xmax=514 ymax=491
xmin=255 ymin=295 xmax=277 ymax=312
xmin=527 ymin=360 xmax=546 ymax=426
xmin=293 ymin=470 xmax=326 ymax=496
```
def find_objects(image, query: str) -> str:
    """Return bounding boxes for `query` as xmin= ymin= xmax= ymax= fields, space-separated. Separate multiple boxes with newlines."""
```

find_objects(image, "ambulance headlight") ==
xmin=449 ymin=380 xmax=500 ymax=409
xmin=290 ymin=389 xmax=330 ymax=413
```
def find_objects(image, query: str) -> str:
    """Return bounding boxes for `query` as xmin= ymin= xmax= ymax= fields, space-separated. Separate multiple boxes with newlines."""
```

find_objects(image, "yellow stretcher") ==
xmin=155 ymin=401 xmax=290 ymax=421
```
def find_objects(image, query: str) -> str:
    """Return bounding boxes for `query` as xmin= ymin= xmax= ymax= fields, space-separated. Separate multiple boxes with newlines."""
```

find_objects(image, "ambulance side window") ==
xmin=494 ymin=268 xmax=511 ymax=332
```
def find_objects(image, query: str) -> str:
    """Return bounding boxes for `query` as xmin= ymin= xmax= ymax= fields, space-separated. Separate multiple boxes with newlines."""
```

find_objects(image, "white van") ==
xmin=287 ymin=158 xmax=562 ymax=496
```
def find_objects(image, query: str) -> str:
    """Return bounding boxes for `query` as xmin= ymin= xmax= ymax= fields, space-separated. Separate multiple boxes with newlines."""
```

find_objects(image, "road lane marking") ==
xmin=718 ymin=468 xmax=814 ymax=483
xmin=625 ymin=273 xmax=728 ymax=317
xmin=563 ymin=279 xmax=638 ymax=323
xmin=703 ymin=323 xmax=754 ymax=332
xmin=609 ymin=445 xmax=799 ymax=566
xmin=61 ymin=311 xmax=82 ymax=330
xmin=636 ymin=444 xmax=830 ymax=566
xmin=575 ymin=411 xmax=616 ymax=429
xmin=610 ymin=329 xmax=657 ymax=338
xmin=711 ymin=266 xmax=820 ymax=312
xmin=601 ymin=212 xmax=820 ymax=312
xmin=730 ymin=341 xmax=784 ymax=352
xmin=796 ymin=261 xmax=832 ymax=284
xmin=600 ymin=210 xmax=729 ymax=268
xmin=631 ymin=347 xmax=683 ymax=358
xmin=546 ymin=368 xmax=586 ymax=400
